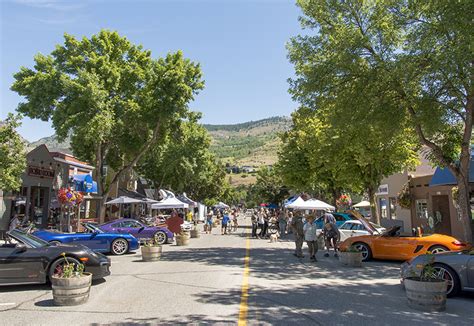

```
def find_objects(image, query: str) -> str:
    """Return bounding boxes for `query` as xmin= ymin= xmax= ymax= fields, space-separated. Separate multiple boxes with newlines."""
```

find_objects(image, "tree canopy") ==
xmin=286 ymin=0 xmax=473 ymax=240
xmin=11 ymin=30 xmax=204 ymax=221
xmin=0 ymin=114 xmax=27 ymax=192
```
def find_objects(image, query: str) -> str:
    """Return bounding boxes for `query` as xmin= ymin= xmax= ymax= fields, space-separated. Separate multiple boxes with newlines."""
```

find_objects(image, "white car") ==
xmin=181 ymin=221 xmax=194 ymax=231
xmin=338 ymin=220 xmax=386 ymax=242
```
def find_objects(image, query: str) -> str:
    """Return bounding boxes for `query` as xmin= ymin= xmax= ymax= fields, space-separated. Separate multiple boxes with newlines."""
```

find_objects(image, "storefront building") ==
xmin=1 ymin=145 xmax=99 ymax=230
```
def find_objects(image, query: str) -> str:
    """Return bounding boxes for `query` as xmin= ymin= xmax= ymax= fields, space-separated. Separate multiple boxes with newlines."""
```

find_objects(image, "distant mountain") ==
xmin=204 ymin=116 xmax=292 ymax=166
xmin=26 ymin=116 xmax=292 ymax=166
xmin=27 ymin=135 xmax=72 ymax=154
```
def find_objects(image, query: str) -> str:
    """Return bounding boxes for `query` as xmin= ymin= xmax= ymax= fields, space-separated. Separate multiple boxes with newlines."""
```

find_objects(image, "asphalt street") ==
xmin=1 ymin=215 xmax=474 ymax=325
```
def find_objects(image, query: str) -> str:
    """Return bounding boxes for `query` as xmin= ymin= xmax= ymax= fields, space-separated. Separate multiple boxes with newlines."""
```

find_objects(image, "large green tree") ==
xmin=252 ymin=166 xmax=289 ymax=205
xmin=11 ymin=30 xmax=204 ymax=221
xmin=139 ymin=115 xmax=226 ymax=203
xmin=0 ymin=114 xmax=27 ymax=191
xmin=288 ymin=0 xmax=473 ymax=240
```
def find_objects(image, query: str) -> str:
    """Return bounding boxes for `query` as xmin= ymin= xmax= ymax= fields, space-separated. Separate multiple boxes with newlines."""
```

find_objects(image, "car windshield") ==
xmin=83 ymin=223 xmax=103 ymax=233
xmin=8 ymin=229 xmax=50 ymax=248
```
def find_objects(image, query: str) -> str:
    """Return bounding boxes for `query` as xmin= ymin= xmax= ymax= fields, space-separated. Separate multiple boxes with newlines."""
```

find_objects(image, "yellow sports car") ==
xmin=338 ymin=211 xmax=470 ymax=261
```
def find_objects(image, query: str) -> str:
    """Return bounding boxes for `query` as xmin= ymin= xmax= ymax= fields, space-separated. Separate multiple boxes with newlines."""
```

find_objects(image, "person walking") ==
xmin=291 ymin=212 xmax=305 ymax=258
xmin=321 ymin=212 xmax=339 ymax=257
xmin=304 ymin=215 xmax=318 ymax=261
xmin=221 ymin=213 xmax=230 ymax=235
xmin=278 ymin=209 xmax=287 ymax=238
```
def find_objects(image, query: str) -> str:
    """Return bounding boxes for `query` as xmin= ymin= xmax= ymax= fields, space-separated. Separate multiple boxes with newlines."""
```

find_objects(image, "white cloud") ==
xmin=12 ymin=0 xmax=86 ymax=11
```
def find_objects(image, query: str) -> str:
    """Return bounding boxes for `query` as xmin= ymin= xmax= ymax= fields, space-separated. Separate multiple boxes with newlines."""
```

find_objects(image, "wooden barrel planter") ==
xmin=51 ymin=272 xmax=92 ymax=306
xmin=176 ymin=231 xmax=190 ymax=246
xmin=141 ymin=245 xmax=162 ymax=261
xmin=190 ymin=229 xmax=200 ymax=238
xmin=405 ymin=278 xmax=447 ymax=312
xmin=339 ymin=251 xmax=363 ymax=267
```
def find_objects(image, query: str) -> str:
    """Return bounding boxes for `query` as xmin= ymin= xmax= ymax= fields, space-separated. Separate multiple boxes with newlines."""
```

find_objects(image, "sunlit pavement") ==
xmin=1 ymin=215 xmax=473 ymax=325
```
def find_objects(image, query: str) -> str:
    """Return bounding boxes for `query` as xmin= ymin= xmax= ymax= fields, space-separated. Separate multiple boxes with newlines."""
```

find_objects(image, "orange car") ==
xmin=338 ymin=211 xmax=470 ymax=261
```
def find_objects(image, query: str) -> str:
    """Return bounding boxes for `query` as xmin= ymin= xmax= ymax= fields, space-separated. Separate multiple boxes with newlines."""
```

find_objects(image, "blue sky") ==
xmin=0 ymin=0 xmax=303 ymax=142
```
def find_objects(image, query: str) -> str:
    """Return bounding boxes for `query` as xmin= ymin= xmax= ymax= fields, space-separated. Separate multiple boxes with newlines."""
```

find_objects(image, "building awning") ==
xmin=72 ymin=174 xmax=98 ymax=193
xmin=429 ymin=158 xmax=474 ymax=186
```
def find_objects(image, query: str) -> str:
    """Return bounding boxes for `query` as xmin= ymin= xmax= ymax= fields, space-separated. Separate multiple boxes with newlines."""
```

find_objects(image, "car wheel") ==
xmin=428 ymin=245 xmax=449 ymax=254
xmin=111 ymin=238 xmax=129 ymax=255
xmin=154 ymin=231 xmax=167 ymax=245
xmin=353 ymin=242 xmax=372 ymax=261
xmin=49 ymin=241 xmax=61 ymax=246
xmin=49 ymin=256 xmax=81 ymax=280
xmin=432 ymin=263 xmax=461 ymax=297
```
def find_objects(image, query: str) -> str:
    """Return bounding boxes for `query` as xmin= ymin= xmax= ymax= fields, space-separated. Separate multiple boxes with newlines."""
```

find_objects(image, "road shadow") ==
xmin=34 ymin=299 xmax=55 ymax=307
xmin=90 ymin=314 xmax=236 ymax=326
xmin=0 ymin=283 xmax=51 ymax=293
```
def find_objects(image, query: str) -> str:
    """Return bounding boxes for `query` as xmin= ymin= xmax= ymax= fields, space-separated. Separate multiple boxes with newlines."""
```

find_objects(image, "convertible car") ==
xmin=338 ymin=211 xmax=470 ymax=261
xmin=0 ymin=229 xmax=110 ymax=286
xmin=314 ymin=212 xmax=355 ymax=229
xmin=99 ymin=218 xmax=174 ymax=244
xmin=33 ymin=223 xmax=140 ymax=255
xmin=400 ymin=250 xmax=474 ymax=297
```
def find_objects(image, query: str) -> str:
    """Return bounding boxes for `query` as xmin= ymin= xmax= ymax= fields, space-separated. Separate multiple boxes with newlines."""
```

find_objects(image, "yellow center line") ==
xmin=238 ymin=228 xmax=251 ymax=326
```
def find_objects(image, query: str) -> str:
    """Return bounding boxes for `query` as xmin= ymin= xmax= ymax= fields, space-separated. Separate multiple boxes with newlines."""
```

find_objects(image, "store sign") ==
xmin=376 ymin=184 xmax=389 ymax=195
xmin=28 ymin=166 xmax=55 ymax=178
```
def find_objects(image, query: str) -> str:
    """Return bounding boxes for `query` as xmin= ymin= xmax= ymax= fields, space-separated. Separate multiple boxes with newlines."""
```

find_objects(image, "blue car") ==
xmin=33 ymin=223 xmax=140 ymax=255
xmin=314 ymin=212 xmax=354 ymax=229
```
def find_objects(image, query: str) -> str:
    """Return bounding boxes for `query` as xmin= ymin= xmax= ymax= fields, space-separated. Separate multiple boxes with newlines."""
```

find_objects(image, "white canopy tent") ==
xmin=151 ymin=197 xmax=189 ymax=209
xmin=353 ymin=200 xmax=371 ymax=208
xmin=105 ymin=196 xmax=143 ymax=218
xmin=214 ymin=202 xmax=230 ymax=209
xmin=284 ymin=196 xmax=305 ymax=208
xmin=287 ymin=197 xmax=335 ymax=211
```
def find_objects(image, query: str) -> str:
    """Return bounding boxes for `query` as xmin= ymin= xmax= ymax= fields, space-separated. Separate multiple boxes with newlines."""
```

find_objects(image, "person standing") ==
xmin=291 ymin=212 xmax=305 ymax=258
xmin=278 ymin=209 xmax=287 ymax=238
xmin=304 ymin=215 xmax=318 ymax=261
xmin=321 ymin=212 xmax=339 ymax=257
xmin=205 ymin=212 xmax=213 ymax=234
xmin=251 ymin=212 xmax=258 ymax=238
xmin=257 ymin=208 xmax=265 ymax=238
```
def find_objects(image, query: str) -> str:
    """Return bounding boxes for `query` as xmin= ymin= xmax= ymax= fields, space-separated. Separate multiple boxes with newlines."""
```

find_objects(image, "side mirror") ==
xmin=15 ymin=243 xmax=27 ymax=253
xmin=138 ymin=227 xmax=145 ymax=232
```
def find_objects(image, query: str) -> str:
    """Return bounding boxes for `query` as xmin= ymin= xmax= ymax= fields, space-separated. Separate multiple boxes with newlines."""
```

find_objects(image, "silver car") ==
xmin=400 ymin=250 xmax=474 ymax=297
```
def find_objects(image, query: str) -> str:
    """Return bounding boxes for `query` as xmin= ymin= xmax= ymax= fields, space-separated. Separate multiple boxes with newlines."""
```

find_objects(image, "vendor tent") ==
xmin=353 ymin=200 xmax=371 ymax=208
xmin=214 ymin=202 xmax=230 ymax=209
xmin=177 ymin=193 xmax=197 ymax=207
xmin=105 ymin=196 xmax=143 ymax=217
xmin=284 ymin=196 xmax=305 ymax=208
xmin=151 ymin=197 xmax=189 ymax=209
xmin=287 ymin=197 xmax=335 ymax=211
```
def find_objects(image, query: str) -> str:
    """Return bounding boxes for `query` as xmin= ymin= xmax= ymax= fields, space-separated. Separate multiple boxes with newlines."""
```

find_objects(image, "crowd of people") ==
xmin=204 ymin=208 xmax=239 ymax=235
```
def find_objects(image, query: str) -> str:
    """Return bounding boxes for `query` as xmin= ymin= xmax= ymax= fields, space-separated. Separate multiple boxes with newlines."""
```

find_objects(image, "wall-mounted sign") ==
xmin=28 ymin=166 xmax=55 ymax=179
xmin=376 ymin=184 xmax=389 ymax=195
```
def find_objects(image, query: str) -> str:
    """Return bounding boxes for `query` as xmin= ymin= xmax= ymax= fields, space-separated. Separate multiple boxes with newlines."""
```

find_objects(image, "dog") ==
xmin=269 ymin=233 xmax=279 ymax=243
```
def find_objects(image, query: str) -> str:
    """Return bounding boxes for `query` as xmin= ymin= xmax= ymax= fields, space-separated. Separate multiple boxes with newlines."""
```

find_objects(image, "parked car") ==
xmin=33 ymin=223 xmax=140 ymax=255
xmin=99 ymin=218 xmax=174 ymax=244
xmin=338 ymin=220 xmax=386 ymax=242
xmin=181 ymin=220 xmax=194 ymax=231
xmin=314 ymin=212 xmax=354 ymax=229
xmin=0 ymin=229 xmax=111 ymax=286
xmin=339 ymin=224 xmax=470 ymax=262
xmin=400 ymin=249 xmax=474 ymax=297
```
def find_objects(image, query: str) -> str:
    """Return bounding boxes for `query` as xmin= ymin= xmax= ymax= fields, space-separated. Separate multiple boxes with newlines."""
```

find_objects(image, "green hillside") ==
xmin=204 ymin=116 xmax=291 ymax=166
xmin=26 ymin=116 xmax=292 ymax=166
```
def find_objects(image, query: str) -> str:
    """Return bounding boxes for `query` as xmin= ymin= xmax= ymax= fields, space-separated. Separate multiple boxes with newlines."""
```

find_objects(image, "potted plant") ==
xmin=404 ymin=253 xmax=447 ymax=312
xmin=51 ymin=253 xmax=92 ymax=306
xmin=141 ymin=239 xmax=162 ymax=262
xmin=190 ymin=226 xmax=200 ymax=238
xmin=339 ymin=245 xmax=363 ymax=267
xmin=176 ymin=230 xmax=190 ymax=246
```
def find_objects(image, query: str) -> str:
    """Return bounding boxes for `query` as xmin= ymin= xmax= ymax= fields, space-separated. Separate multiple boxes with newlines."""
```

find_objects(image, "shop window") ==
xmin=379 ymin=198 xmax=388 ymax=219
xmin=416 ymin=199 xmax=428 ymax=219
xmin=389 ymin=197 xmax=397 ymax=219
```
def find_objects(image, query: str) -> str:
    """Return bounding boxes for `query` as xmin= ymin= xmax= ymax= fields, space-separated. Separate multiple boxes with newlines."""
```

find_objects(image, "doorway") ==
xmin=431 ymin=195 xmax=452 ymax=235
xmin=30 ymin=186 xmax=50 ymax=228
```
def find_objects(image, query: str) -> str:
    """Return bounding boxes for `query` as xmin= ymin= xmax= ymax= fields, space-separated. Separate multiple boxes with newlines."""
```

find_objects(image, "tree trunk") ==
xmin=367 ymin=187 xmax=379 ymax=224
xmin=455 ymin=175 xmax=472 ymax=243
